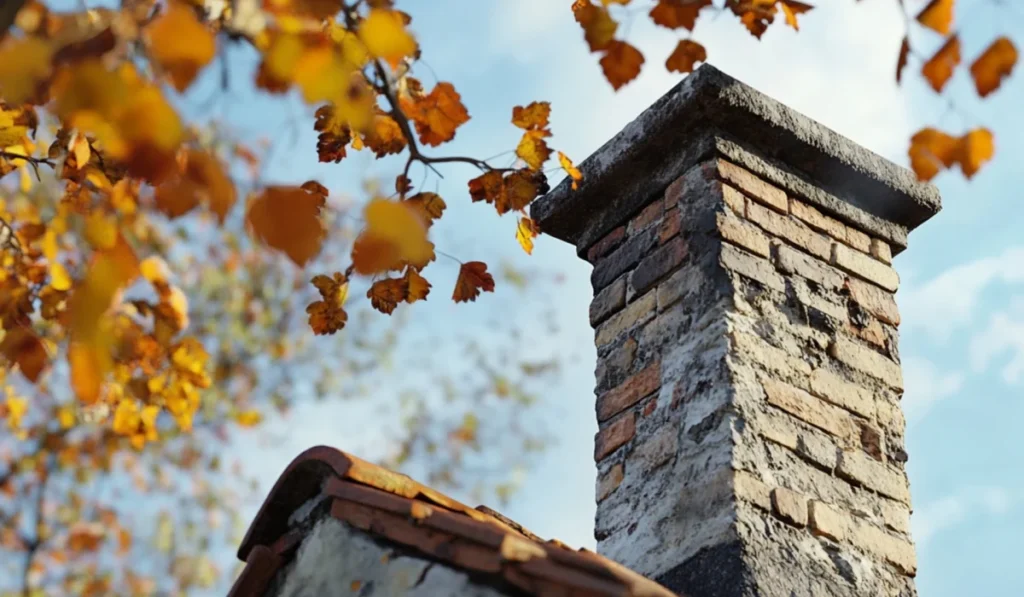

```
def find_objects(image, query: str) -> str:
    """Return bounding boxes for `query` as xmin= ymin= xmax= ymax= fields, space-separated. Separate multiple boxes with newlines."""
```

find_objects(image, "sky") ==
xmin=198 ymin=0 xmax=1024 ymax=594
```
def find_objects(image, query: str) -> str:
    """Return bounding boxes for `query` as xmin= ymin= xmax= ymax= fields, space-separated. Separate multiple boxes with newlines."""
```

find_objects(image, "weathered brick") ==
xmin=591 ymin=228 xmax=658 ymax=291
xmin=845 ymin=227 xmax=871 ymax=253
xmin=631 ymin=236 xmax=688 ymax=296
xmin=797 ymin=431 xmax=838 ymax=470
xmin=761 ymin=418 xmax=799 ymax=450
xmin=597 ymin=463 xmax=624 ymax=502
xmin=774 ymin=243 xmax=845 ymax=291
xmin=597 ymin=361 xmax=662 ymax=421
xmin=629 ymin=198 xmax=664 ymax=234
xmin=860 ymin=423 xmax=884 ymax=461
xmin=875 ymin=398 xmax=906 ymax=433
xmin=590 ymin=277 xmax=626 ymax=327
xmin=747 ymin=200 xmax=832 ymax=260
xmin=722 ymin=184 xmax=746 ymax=215
xmin=656 ymin=265 xmax=700 ymax=312
xmin=720 ymin=244 xmax=786 ymax=293
xmin=771 ymin=487 xmax=808 ymax=527
xmin=870 ymin=238 xmax=892 ymax=264
xmin=832 ymin=243 xmax=900 ymax=292
xmin=587 ymin=225 xmax=626 ymax=262
xmin=716 ymin=159 xmax=787 ymax=213
xmin=595 ymin=413 xmax=636 ymax=461
xmin=792 ymin=279 xmax=846 ymax=322
xmin=847 ymin=318 xmax=887 ymax=350
xmin=850 ymin=518 xmax=917 ymax=575
xmin=878 ymin=498 xmax=911 ymax=534
xmin=809 ymin=368 xmax=874 ymax=418
xmin=731 ymin=331 xmax=812 ymax=384
xmin=836 ymin=450 xmax=910 ymax=504
xmin=659 ymin=207 xmax=681 ymax=244
xmin=789 ymin=199 xmax=848 ymax=242
xmin=735 ymin=470 xmax=771 ymax=511
xmin=808 ymin=501 xmax=847 ymax=542
xmin=596 ymin=337 xmax=637 ymax=393
xmin=829 ymin=336 xmax=903 ymax=391
xmin=595 ymin=290 xmax=656 ymax=346
xmin=717 ymin=211 xmax=770 ymax=257
xmin=763 ymin=379 xmax=858 ymax=442
xmin=632 ymin=425 xmax=678 ymax=471
xmin=844 ymin=277 xmax=900 ymax=326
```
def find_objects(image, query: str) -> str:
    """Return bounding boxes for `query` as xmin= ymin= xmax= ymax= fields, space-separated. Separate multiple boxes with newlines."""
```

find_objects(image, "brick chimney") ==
xmin=531 ymin=64 xmax=940 ymax=597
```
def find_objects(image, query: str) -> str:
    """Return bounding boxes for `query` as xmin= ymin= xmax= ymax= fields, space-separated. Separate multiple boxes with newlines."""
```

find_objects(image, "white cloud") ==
xmin=969 ymin=304 xmax=1024 ymax=384
xmin=913 ymin=486 xmax=1016 ymax=549
xmin=900 ymin=247 xmax=1024 ymax=343
xmin=902 ymin=356 xmax=966 ymax=424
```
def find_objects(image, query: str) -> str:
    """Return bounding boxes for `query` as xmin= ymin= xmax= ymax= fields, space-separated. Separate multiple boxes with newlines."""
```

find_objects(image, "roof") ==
xmin=228 ymin=445 xmax=677 ymax=597
xmin=530 ymin=63 xmax=941 ymax=257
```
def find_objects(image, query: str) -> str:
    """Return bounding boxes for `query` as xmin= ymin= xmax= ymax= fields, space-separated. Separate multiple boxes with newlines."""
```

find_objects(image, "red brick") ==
xmin=597 ymin=361 xmax=662 ymax=421
xmin=629 ymin=199 xmax=664 ymax=233
xmin=659 ymin=207 xmax=681 ymax=244
xmin=595 ymin=413 xmax=636 ymax=461
xmin=716 ymin=159 xmax=787 ymax=213
xmin=587 ymin=226 xmax=626 ymax=262
xmin=597 ymin=463 xmax=624 ymax=502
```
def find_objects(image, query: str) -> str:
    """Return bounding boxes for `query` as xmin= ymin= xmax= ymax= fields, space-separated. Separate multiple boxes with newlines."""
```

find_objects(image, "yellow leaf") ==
xmin=359 ymin=8 xmax=417 ymax=69
xmin=511 ymin=102 xmax=551 ymax=131
xmin=140 ymin=256 xmax=171 ymax=284
xmin=403 ymin=192 xmax=446 ymax=228
xmin=0 ymin=36 xmax=53 ymax=105
xmin=84 ymin=210 xmax=118 ymax=250
xmin=921 ymin=35 xmax=960 ymax=93
xmin=70 ymin=133 xmax=91 ymax=170
xmin=351 ymin=199 xmax=432 ymax=275
xmin=959 ymin=128 xmax=994 ymax=178
xmin=404 ymin=267 xmax=431 ymax=303
xmin=234 ymin=410 xmax=263 ymax=427
xmin=516 ymin=130 xmax=552 ymax=171
xmin=515 ymin=216 xmax=540 ymax=255
xmin=558 ymin=151 xmax=583 ymax=190
xmin=970 ymin=37 xmax=1017 ymax=98
xmin=245 ymin=185 xmax=327 ymax=266
xmin=146 ymin=1 xmax=217 ymax=92
xmin=49 ymin=261 xmax=73 ymax=291
xmin=916 ymin=0 xmax=954 ymax=35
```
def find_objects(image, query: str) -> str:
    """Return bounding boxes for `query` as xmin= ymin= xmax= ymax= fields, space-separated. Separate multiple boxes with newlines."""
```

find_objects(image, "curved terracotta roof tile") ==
xmin=232 ymin=445 xmax=676 ymax=597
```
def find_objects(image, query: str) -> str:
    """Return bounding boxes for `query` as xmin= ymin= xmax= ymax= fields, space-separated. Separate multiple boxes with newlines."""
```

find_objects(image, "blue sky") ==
xmin=201 ymin=0 xmax=1024 ymax=594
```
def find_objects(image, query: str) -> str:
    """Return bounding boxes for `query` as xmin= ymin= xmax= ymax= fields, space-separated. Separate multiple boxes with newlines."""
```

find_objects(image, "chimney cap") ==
xmin=531 ymin=63 xmax=941 ymax=255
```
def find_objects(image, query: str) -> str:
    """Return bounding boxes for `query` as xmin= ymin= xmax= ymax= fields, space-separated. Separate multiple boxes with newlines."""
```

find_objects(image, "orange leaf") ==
xmin=916 ymin=0 xmax=954 ymax=36
xmin=779 ymin=0 xmax=813 ymax=30
xmin=306 ymin=272 xmax=348 ymax=335
xmin=359 ymin=8 xmax=417 ymax=69
xmin=512 ymin=102 xmax=552 ymax=131
xmin=453 ymin=261 xmax=495 ymax=303
xmin=399 ymin=81 xmax=469 ymax=147
xmin=970 ymin=37 xmax=1017 ymax=98
xmin=404 ymin=192 xmax=446 ymax=228
xmin=246 ymin=185 xmax=327 ymax=266
xmin=0 ymin=36 xmax=53 ymax=105
xmin=156 ymin=150 xmax=236 ymax=223
xmin=404 ymin=267 xmax=431 ymax=303
xmin=665 ymin=39 xmax=707 ymax=74
xmin=146 ymin=1 xmax=216 ymax=93
xmin=649 ymin=0 xmax=712 ymax=30
xmin=367 ymin=277 xmax=407 ymax=314
xmin=573 ymin=2 xmax=618 ymax=52
xmin=600 ymin=40 xmax=644 ymax=90
xmin=558 ymin=151 xmax=583 ymax=190
xmin=516 ymin=130 xmax=552 ymax=171
xmin=468 ymin=168 xmax=548 ymax=215
xmin=0 ymin=327 xmax=48 ymax=382
xmin=351 ymin=199 xmax=433 ymax=275
xmin=896 ymin=36 xmax=911 ymax=83
xmin=921 ymin=35 xmax=960 ymax=93
xmin=908 ymin=127 xmax=960 ymax=181
xmin=515 ymin=216 xmax=540 ymax=255
xmin=359 ymin=110 xmax=407 ymax=157
xmin=958 ymin=128 xmax=994 ymax=179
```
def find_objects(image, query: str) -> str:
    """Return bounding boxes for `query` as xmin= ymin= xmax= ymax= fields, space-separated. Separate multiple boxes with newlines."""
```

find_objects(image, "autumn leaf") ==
xmin=367 ymin=277 xmax=407 ymax=314
xmin=245 ymin=185 xmax=327 ymax=266
xmin=558 ymin=151 xmax=583 ymax=190
xmin=896 ymin=36 xmax=911 ymax=83
xmin=359 ymin=8 xmax=417 ymax=69
xmin=404 ymin=267 xmax=431 ymax=303
xmin=155 ymin=150 xmax=236 ymax=224
xmin=306 ymin=272 xmax=348 ymax=335
xmin=0 ymin=327 xmax=48 ymax=382
xmin=779 ymin=0 xmax=813 ymax=30
xmin=908 ymin=127 xmax=994 ymax=181
xmin=404 ymin=192 xmax=446 ymax=228
xmin=958 ymin=128 xmax=995 ymax=178
xmin=921 ymin=35 xmax=960 ymax=93
xmin=0 ymin=36 xmax=53 ymax=105
xmin=399 ymin=81 xmax=470 ymax=147
xmin=649 ymin=0 xmax=712 ymax=30
xmin=1 ymin=397 xmax=28 ymax=430
xmin=84 ymin=210 xmax=118 ymax=250
xmin=453 ymin=261 xmax=495 ymax=303
xmin=234 ymin=410 xmax=263 ymax=427
xmin=573 ymin=1 xmax=618 ymax=52
xmin=146 ymin=1 xmax=216 ymax=93
xmin=515 ymin=216 xmax=540 ymax=255
xmin=351 ymin=198 xmax=432 ymax=275
xmin=516 ymin=130 xmax=552 ymax=170
xmin=665 ymin=39 xmax=707 ymax=73
xmin=970 ymin=37 xmax=1018 ymax=98
xmin=357 ymin=109 xmax=407 ymax=157
xmin=600 ymin=40 xmax=644 ymax=90
xmin=916 ymin=0 xmax=954 ymax=36
xmin=512 ymin=102 xmax=551 ymax=131
xmin=469 ymin=169 xmax=548 ymax=215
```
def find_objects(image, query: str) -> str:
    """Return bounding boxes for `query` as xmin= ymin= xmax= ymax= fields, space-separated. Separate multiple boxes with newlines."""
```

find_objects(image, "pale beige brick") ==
xmin=845 ymin=227 xmax=872 ymax=252
xmin=597 ymin=463 xmax=624 ymax=502
xmin=722 ymin=184 xmax=747 ymax=215
xmin=771 ymin=487 xmax=808 ymax=527
xmin=845 ymin=277 xmax=900 ymax=326
xmin=717 ymin=211 xmax=770 ymax=257
xmin=829 ymin=336 xmax=903 ymax=391
xmin=836 ymin=450 xmax=910 ymax=504
xmin=876 ymin=398 xmax=906 ymax=433
xmin=747 ymin=200 xmax=832 ymax=260
xmin=808 ymin=500 xmax=847 ymax=542
xmin=789 ymin=199 xmax=848 ymax=243
xmin=809 ymin=368 xmax=875 ymax=419
xmin=878 ymin=498 xmax=912 ymax=535
xmin=832 ymin=243 xmax=900 ymax=292
xmin=717 ymin=160 xmax=788 ymax=213
xmin=775 ymin=243 xmax=845 ymax=291
xmin=870 ymin=238 xmax=893 ymax=264
xmin=595 ymin=290 xmax=656 ymax=346
xmin=850 ymin=518 xmax=917 ymax=575
xmin=731 ymin=331 xmax=812 ymax=383
xmin=762 ymin=379 xmax=859 ymax=442
xmin=720 ymin=244 xmax=786 ymax=293
xmin=735 ymin=470 xmax=772 ymax=511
